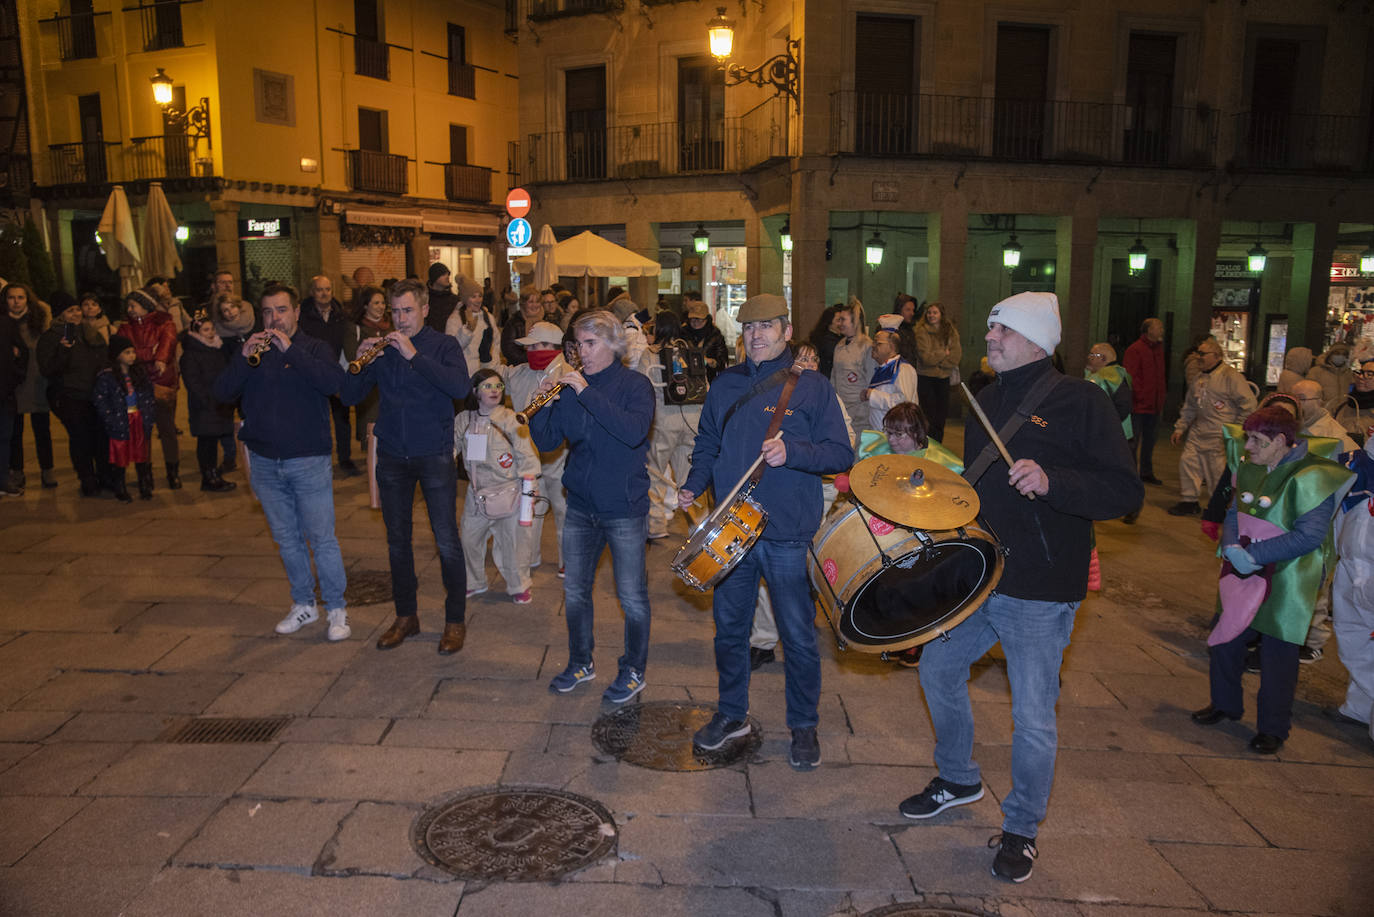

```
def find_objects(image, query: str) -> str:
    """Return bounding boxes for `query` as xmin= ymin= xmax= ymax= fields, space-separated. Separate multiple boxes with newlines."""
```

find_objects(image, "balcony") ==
xmin=831 ymin=91 xmax=1218 ymax=168
xmin=125 ymin=0 xmax=189 ymax=52
xmin=1232 ymin=111 xmax=1369 ymax=172
xmin=0 ymin=153 xmax=33 ymax=200
xmin=522 ymin=109 xmax=788 ymax=184
xmin=347 ymin=149 xmax=407 ymax=194
xmin=448 ymin=61 xmax=475 ymax=99
xmin=46 ymin=135 xmax=210 ymax=188
xmin=444 ymin=163 xmax=492 ymax=203
xmin=355 ymin=36 xmax=389 ymax=80
xmin=40 ymin=11 xmax=102 ymax=60
xmin=528 ymin=0 xmax=622 ymax=22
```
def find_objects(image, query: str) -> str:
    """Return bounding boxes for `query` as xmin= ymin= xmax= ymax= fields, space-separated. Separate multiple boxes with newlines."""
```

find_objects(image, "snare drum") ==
xmin=671 ymin=491 xmax=767 ymax=591
xmin=809 ymin=504 xmax=1003 ymax=653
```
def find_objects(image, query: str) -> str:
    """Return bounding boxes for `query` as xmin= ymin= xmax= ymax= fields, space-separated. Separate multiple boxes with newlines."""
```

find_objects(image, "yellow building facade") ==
xmin=20 ymin=0 xmax=517 ymax=306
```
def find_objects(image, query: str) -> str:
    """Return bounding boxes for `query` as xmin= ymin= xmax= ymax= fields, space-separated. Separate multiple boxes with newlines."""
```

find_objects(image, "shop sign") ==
xmin=1330 ymin=264 xmax=1374 ymax=281
xmin=238 ymin=217 xmax=291 ymax=240
xmin=1214 ymin=260 xmax=1259 ymax=280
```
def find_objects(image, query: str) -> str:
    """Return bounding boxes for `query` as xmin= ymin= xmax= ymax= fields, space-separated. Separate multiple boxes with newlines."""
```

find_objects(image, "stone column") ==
xmin=626 ymin=219 xmax=659 ymax=312
xmin=210 ymin=200 xmax=241 ymax=284
xmin=789 ymin=166 xmax=826 ymax=334
xmin=928 ymin=195 xmax=968 ymax=329
xmin=1055 ymin=198 xmax=1099 ymax=376
xmin=1179 ymin=213 xmax=1221 ymax=353
xmin=1289 ymin=219 xmax=1338 ymax=350
xmin=410 ymin=232 xmax=431 ymax=281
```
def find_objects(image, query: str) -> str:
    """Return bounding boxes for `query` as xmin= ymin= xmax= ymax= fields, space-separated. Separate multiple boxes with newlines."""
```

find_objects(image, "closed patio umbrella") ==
xmin=141 ymin=182 xmax=182 ymax=279
xmin=533 ymin=224 xmax=558 ymax=292
xmin=97 ymin=184 xmax=142 ymax=295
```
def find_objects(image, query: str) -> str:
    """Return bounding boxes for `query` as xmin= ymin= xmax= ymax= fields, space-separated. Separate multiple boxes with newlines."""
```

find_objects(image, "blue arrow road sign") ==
xmin=506 ymin=218 xmax=532 ymax=248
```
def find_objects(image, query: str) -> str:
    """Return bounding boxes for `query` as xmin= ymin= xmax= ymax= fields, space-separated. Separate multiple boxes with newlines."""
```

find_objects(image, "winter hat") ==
xmin=49 ymin=290 xmax=78 ymax=313
xmin=515 ymin=321 xmax=565 ymax=347
xmin=455 ymin=274 xmax=481 ymax=300
xmin=876 ymin=313 xmax=903 ymax=331
xmin=125 ymin=288 xmax=158 ymax=313
xmin=987 ymin=291 xmax=1061 ymax=356
xmin=427 ymin=262 xmax=451 ymax=285
xmin=108 ymin=334 xmax=136 ymax=362
xmin=685 ymin=300 xmax=709 ymax=319
xmin=736 ymin=294 xmax=788 ymax=323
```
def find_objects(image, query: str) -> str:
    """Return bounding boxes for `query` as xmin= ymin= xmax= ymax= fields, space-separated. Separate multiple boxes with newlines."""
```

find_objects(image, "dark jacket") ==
xmin=92 ymin=366 xmax=156 ymax=441
xmin=37 ymin=324 xmax=105 ymax=400
xmin=1123 ymin=333 xmax=1166 ymax=414
xmin=683 ymin=351 xmax=853 ymax=542
xmin=178 ymin=332 xmax=235 ymax=438
xmin=809 ymin=327 xmax=841 ymax=378
xmin=426 ymin=288 xmax=459 ymax=334
xmin=529 ymin=358 xmax=655 ymax=517
xmin=500 ymin=311 xmax=532 ymax=366
xmin=0 ymin=314 xmax=27 ymax=412
xmin=297 ymin=298 xmax=349 ymax=362
xmin=115 ymin=310 xmax=178 ymax=387
xmin=680 ymin=321 xmax=729 ymax=381
xmin=965 ymin=358 xmax=1144 ymax=602
xmin=212 ymin=331 xmax=344 ymax=459
xmin=339 ymin=326 xmax=471 ymax=458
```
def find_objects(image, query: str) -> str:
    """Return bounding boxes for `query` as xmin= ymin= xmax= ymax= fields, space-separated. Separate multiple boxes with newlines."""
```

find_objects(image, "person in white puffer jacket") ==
xmin=1331 ymin=433 xmax=1374 ymax=743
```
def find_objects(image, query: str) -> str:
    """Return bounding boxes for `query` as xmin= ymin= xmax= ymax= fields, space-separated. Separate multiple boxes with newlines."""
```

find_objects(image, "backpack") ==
xmin=659 ymin=338 xmax=709 ymax=405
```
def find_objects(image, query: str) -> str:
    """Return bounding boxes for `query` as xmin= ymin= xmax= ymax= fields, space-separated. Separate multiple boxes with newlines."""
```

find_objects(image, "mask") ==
xmin=1330 ymin=355 xmax=1347 ymax=367
xmin=527 ymin=349 xmax=559 ymax=371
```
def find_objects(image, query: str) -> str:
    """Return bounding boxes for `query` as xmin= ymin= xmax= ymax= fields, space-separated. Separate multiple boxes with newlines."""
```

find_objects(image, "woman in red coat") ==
xmin=115 ymin=288 xmax=182 ymax=489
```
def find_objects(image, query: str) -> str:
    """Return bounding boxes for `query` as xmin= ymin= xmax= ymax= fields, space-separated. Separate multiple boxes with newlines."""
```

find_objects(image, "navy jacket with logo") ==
xmin=212 ymin=331 xmax=343 ymax=459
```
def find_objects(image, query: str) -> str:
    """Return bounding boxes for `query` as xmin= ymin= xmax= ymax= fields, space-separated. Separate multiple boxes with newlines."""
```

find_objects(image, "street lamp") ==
xmin=149 ymin=68 xmax=212 ymax=151
xmin=865 ymin=231 xmax=886 ymax=272
xmin=780 ymin=219 xmax=792 ymax=253
xmin=1361 ymin=230 xmax=1374 ymax=273
xmin=1002 ymin=233 xmax=1022 ymax=270
xmin=693 ymin=223 xmax=710 ymax=255
xmin=1128 ymin=238 xmax=1149 ymax=274
xmin=705 ymin=7 xmax=801 ymax=108
xmin=1247 ymin=240 xmax=1268 ymax=273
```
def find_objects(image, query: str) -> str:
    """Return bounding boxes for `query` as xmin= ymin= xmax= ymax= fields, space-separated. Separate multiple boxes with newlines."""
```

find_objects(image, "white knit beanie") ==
xmin=987 ymin=291 xmax=1061 ymax=356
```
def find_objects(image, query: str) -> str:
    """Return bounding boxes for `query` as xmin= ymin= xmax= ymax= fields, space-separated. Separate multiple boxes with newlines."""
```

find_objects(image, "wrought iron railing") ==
xmin=127 ymin=0 xmax=188 ymax=51
xmin=528 ymin=0 xmax=622 ymax=22
xmin=1232 ymin=111 xmax=1368 ymax=171
xmin=830 ymin=91 xmax=1218 ymax=168
xmin=355 ymin=36 xmax=389 ymax=80
xmin=41 ymin=11 xmax=101 ymax=60
xmin=347 ymin=149 xmax=407 ymax=194
xmin=46 ymin=135 xmax=207 ymax=185
xmin=444 ymin=163 xmax=492 ymax=203
xmin=0 ymin=153 xmax=33 ymax=197
xmin=449 ymin=61 xmax=475 ymax=99
xmin=523 ymin=108 xmax=788 ymax=183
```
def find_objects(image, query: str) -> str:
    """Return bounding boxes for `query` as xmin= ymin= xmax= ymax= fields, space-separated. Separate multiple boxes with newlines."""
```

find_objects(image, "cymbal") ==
xmin=848 ymin=454 xmax=979 ymax=530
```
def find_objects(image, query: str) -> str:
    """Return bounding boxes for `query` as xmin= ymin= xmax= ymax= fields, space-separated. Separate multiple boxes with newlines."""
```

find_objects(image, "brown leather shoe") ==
xmin=376 ymin=615 xmax=419 ymax=650
xmin=438 ymin=622 xmax=467 ymax=655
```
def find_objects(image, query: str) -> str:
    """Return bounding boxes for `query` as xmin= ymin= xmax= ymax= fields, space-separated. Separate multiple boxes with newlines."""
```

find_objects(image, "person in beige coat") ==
xmin=1168 ymin=337 xmax=1257 ymax=515
xmin=455 ymin=368 xmax=541 ymax=603
xmin=912 ymin=302 xmax=962 ymax=442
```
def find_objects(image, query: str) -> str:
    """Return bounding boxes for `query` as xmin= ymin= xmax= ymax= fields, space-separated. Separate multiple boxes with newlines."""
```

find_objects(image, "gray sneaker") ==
xmin=692 ymin=711 xmax=751 ymax=751
xmin=898 ymin=776 xmax=984 ymax=819
xmin=788 ymin=727 xmax=820 ymax=770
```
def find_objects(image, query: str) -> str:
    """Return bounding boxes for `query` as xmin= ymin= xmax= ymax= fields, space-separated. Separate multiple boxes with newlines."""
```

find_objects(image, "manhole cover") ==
xmin=344 ymin=570 xmax=392 ymax=606
xmin=861 ymin=908 xmax=987 ymax=917
xmin=412 ymin=787 xmax=617 ymax=881
xmin=590 ymin=701 xmax=762 ymax=771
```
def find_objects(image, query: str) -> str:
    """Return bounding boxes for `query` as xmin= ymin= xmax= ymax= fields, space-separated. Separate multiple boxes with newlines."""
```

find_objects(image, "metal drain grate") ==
xmin=162 ymin=716 xmax=291 ymax=744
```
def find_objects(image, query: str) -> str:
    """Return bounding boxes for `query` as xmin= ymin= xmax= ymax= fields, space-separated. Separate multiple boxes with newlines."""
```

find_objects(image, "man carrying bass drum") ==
xmin=677 ymin=293 xmax=853 ymax=771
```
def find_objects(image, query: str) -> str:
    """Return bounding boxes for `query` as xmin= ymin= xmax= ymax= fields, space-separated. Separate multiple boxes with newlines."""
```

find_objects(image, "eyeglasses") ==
xmin=1088 ymin=352 xmax=1107 ymax=360
xmin=477 ymin=381 xmax=505 ymax=391
xmin=1355 ymin=370 xmax=1374 ymax=379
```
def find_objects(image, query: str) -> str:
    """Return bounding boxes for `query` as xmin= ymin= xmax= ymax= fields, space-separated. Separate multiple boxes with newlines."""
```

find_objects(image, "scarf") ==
xmin=190 ymin=329 xmax=223 ymax=350
xmin=1349 ymin=388 xmax=1374 ymax=411
xmin=361 ymin=314 xmax=393 ymax=336
xmin=214 ymin=302 xmax=255 ymax=340
xmin=84 ymin=314 xmax=111 ymax=343
xmin=869 ymin=356 xmax=902 ymax=388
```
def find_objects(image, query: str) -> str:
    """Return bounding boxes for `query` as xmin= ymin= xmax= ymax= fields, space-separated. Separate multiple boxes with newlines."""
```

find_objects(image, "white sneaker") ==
xmin=326 ymin=608 xmax=351 ymax=641
xmin=275 ymin=603 xmax=318 ymax=635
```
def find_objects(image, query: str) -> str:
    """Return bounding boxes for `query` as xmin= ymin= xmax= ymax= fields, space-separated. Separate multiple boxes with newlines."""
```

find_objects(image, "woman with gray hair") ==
xmin=528 ymin=309 xmax=657 ymax=705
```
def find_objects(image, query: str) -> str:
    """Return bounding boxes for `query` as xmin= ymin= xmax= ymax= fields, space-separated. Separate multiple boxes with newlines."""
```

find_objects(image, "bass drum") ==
xmin=808 ymin=505 xmax=1004 ymax=654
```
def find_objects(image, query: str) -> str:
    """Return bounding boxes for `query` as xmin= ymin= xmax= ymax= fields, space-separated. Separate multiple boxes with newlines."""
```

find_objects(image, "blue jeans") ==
xmin=918 ymin=592 xmax=1078 ymax=838
xmin=561 ymin=506 xmax=651 ymax=673
xmin=248 ymin=451 xmax=347 ymax=610
xmin=712 ymin=540 xmax=820 ymax=729
xmin=376 ymin=450 xmax=465 ymax=622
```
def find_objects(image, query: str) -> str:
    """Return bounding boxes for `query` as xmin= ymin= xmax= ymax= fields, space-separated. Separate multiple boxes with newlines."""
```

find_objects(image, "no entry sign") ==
xmin=505 ymin=188 xmax=531 ymax=219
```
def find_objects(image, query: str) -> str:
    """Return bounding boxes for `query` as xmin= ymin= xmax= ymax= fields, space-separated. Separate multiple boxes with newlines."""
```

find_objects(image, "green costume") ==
xmin=1224 ymin=434 xmax=1352 ymax=644
xmin=1085 ymin=364 xmax=1133 ymax=439
xmin=857 ymin=429 xmax=963 ymax=474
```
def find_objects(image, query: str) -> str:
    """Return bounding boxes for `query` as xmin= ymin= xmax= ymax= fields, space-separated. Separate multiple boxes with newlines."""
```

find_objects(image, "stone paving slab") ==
xmin=451 ymin=882 xmax=777 ymax=916
xmin=426 ymin=677 xmax=605 ymax=723
xmin=1275 ymin=760 xmax=1374 ymax=796
xmin=0 ymin=863 xmax=160 ymax=917
xmin=23 ymin=796 xmax=221 ymax=867
xmin=348 ymin=634 xmax=546 ymax=680
xmin=277 ymin=716 xmax=389 ymax=745
xmin=120 ymin=868 xmax=464 ymax=916
xmin=321 ymin=800 xmax=432 ymax=877
xmin=892 ymin=825 xmax=1205 ymax=908
xmin=198 ymin=555 xmax=289 ymax=578
xmin=94 ymin=575 xmax=251 ymax=604
xmin=0 ymin=796 xmax=88 ymax=865
xmin=1035 ymin=779 xmax=1264 ymax=845
xmin=2 ymin=552 xmax=76 ymax=574
xmin=0 ymin=710 xmax=69 ymax=742
xmin=312 ymin=671 xmax=440 ymax=718
xmin=56 ymin=554 xmax=222 ymax=578
xmin=118 ymin=601 xmax=274 ymax=636
xmin=0 ymin=599 xmax=151 ymax=634
xmin=1213 ymin=783 xmax=1374 ymax=850
xmin=0 ymin=741 xmax=133 ymax=795
xmin=13 ymin=670 xmax=239 ymax=714
xmin=151 ymin=633 xmax=364 ymax=673
xmin=382 ymin=717 xmax=551 ymax=752
xmin=239 ymin=743 xmax=507 ymax=803
xmin=175 ymin=798 xmax=356 ymax=869
xmin=614 ymin=814 xmax=912 ymax=891
xmin=566 ymin=757 xmax=753 ymax=816
xmin=82 ymin=743 xmax=274 ymax=797
xmin=204 ymin=671 xmax=339 ymax=716
xmin=45 ymin=711 xmax=179 ymax=743
xmin=1155 ymin=843 xmax=1374 ymax=915
xmin=0 ymin=572 xmax=105 ymax=603
xmin=0 ymin=631 xmax=186 ymax=672
xmin=749 ymin=761 xmax=927 ymax=823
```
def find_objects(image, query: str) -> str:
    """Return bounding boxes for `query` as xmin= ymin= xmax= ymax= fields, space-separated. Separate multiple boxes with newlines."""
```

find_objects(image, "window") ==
xmin=78 ymin=92 xmax=106 ymax=184
xmin=450 ymin=125 xmax=468 ymax=165
xmin=564 ymin=66 xmax=606 ymax=180
xmin=140 ymin=0 xmax=183 ymax=52
xmin=853 ymin=14 xmax=919 ymax=155
xmin=358 ymin=107 xmax=387 ymax=152
xmin=1123 ymin=32 xmax=1177 ymax=164
xmin=448 ymin=24 xmax=474 ymax=98
xmin=354 ymin=0 xmax=388 ymax=80
xmin=64 ymin=0 xmax=97 ymax=60
xmin=994 ymin=24 xmax=1051 ymax=159
xmin=678 ymin=57 xmax=724 ymax=171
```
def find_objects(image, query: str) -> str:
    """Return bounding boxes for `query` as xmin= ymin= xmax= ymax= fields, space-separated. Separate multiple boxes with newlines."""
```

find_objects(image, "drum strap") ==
xmin=747 ymin=365 xmax=804 ymax=486
xmin=720 ymin=366 xmax=792 ymax=432
xmin=963 ymin=371 xmax=1063 ymax=487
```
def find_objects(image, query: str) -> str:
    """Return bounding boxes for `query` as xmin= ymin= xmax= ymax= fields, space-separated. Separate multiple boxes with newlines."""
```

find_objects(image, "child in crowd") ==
xmin=92 ymin=335 xmax=156 ymax=502
xmin=179 ymin=314 xmax=237 ymax=493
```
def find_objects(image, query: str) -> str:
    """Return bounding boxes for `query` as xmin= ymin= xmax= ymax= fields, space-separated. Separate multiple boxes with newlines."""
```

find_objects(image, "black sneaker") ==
xmin=1298 ymin=646 xmax=1322 ymax=664
xmin=788 ymin=727 xmax=820 ymax=770
xmin=989 ymin=831 xmax=1037 ymax=883
xmin=749 ymin=646 xmax=775 ymax=670
xmin=1166 ymin=500 xmax=1200 ymax=516
xmin=898 ymin=776 xmax=984 ymax=819
xmin=692 ymin=711 xmax=751 ymax=751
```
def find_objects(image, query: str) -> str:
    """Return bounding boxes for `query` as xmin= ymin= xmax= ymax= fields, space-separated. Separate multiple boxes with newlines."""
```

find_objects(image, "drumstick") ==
xmin=959 ymin=382 xmax=1034 ymax=501
xmin=714 ymin=431 xmax=783 ymax=509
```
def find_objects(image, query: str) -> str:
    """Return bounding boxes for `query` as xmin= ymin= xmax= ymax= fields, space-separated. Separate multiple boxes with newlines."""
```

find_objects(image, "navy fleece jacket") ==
xmin=212 ymin=331 xmax=343 ymax=459
xmin=339 ymin=326 xmax=470 ymax=458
